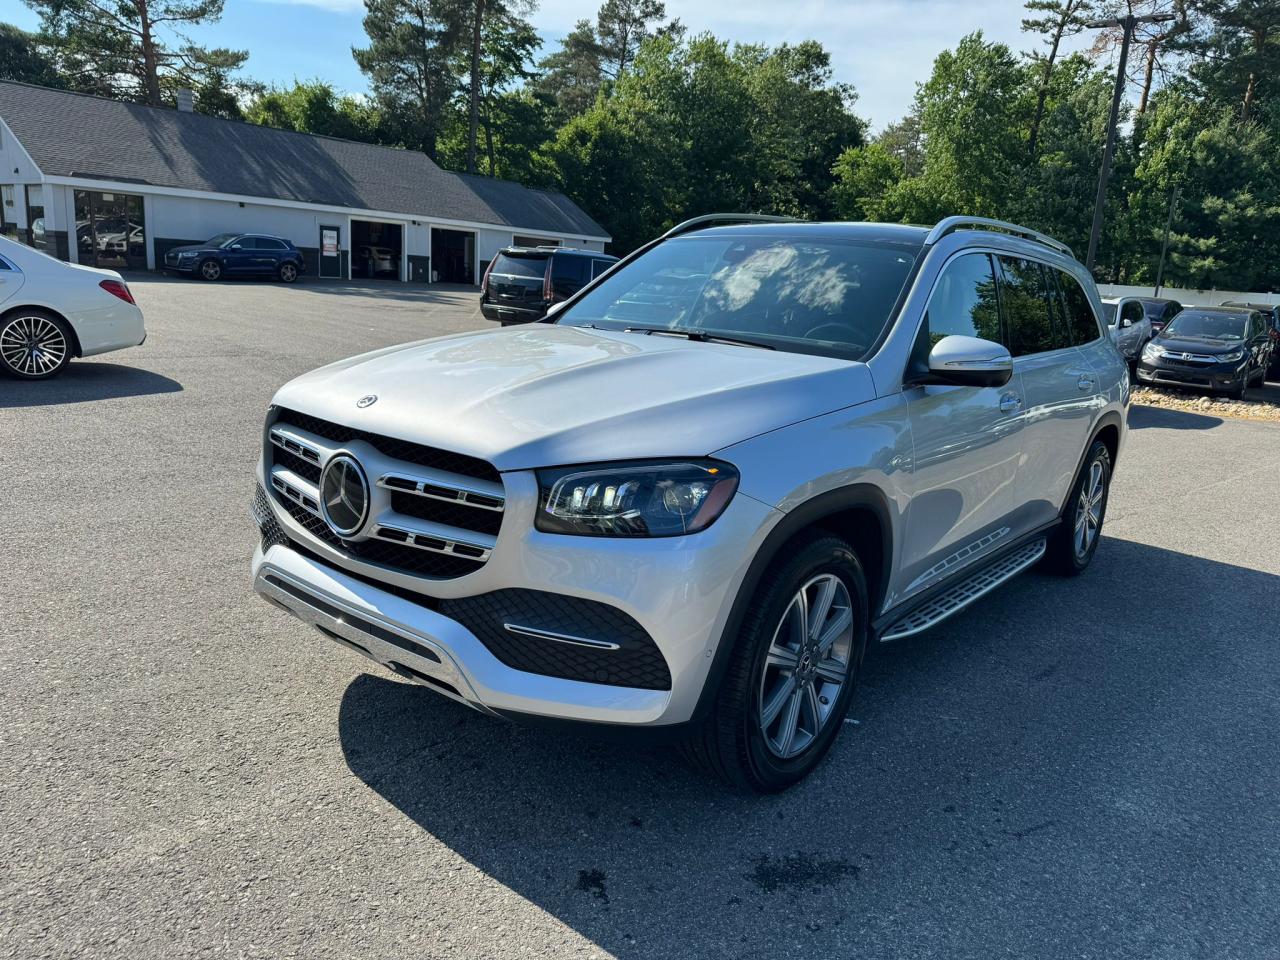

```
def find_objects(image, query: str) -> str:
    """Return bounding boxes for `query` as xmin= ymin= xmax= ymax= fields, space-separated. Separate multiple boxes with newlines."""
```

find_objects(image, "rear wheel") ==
xmin=277 ymin=261 xmax=299 ymax=283
xmin=0 ymin=310 xmax=74 ymax=380
xmin=679 ymin=534 xmax=868 ymax=792
xmin=198 ymin=258 xmax=222 ymax=281
xmin=1043 ymin=439 xmax=1111 ymax=576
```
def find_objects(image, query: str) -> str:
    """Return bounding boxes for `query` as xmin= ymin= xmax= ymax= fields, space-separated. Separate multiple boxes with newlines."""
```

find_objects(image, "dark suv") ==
xmin=1221 ymin=301 xmax=1280 ymax=380
xmin=164 ymin=233 xmax=306 ymax=283
xmin=480 ymin=246 xmax=618 ymax=325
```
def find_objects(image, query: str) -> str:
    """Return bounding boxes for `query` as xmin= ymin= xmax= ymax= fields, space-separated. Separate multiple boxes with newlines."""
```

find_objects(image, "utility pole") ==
xmin=1154 ymin=184 xmax=1180 ymax=297
xmin=1084 ymin=11 xmax=1176 ymax=275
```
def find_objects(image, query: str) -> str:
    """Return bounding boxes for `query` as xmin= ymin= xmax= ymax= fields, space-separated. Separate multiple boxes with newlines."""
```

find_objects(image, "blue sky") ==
xmin=0 ymin=0 xmax=1096 ymax=130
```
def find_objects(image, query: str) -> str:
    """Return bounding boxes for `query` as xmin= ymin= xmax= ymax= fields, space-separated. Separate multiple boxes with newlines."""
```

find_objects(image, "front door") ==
xmin=899 ymin=252 xmax=1026 ymax=601
xmin=319 ymin=226 xmax=342 ymax=279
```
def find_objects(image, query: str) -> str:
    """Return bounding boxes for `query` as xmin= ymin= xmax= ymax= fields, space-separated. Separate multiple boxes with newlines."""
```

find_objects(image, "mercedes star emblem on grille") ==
xmin=357 ymin=395 xmax=377 ymax=408
xmin=319 ymin=454 xmax=370 ymax=537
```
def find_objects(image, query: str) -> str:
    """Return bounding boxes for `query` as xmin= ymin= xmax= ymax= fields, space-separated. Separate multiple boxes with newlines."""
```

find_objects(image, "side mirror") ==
xmin=230 ymin=244 xmax=242 ymax=250
xmin=925 ymin=335 xmax=1013 ymax=388
xmin=544 ymin=301 xmax=568 ymax=319
xmin=1119 ymin=316 xmax=1132 ymax=328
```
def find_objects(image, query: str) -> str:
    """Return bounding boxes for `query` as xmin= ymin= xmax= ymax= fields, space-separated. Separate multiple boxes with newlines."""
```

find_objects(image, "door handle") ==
xmin=999 ymin=393 xmax=1022 ymax=413
xmin=1076 ymin=375 xmax=1095 ymax=391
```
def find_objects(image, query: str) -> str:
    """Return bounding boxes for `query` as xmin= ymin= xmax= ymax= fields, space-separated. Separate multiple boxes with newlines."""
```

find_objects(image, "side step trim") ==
xmin=880 ymin=538 xmax=1047 ymax=642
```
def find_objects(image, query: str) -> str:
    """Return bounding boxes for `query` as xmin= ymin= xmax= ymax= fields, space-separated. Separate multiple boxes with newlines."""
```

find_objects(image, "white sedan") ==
xmin=0 ymin=235 xmax=146 ymax=379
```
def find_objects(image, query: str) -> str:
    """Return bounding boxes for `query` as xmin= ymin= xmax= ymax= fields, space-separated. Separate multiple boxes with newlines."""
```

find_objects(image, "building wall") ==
xmin=0 ymin=118 xmax=44 ymax=240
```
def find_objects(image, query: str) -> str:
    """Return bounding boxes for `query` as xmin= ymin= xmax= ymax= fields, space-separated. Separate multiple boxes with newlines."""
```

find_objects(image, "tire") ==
xmin=198 ymin=258 xmax=222 ymax=281
xmin=679 ymin=533 xmax=869 ymax=793
xmin=277 ymin=261 xmax=299 ymax=283
xmin=1043 ymin=439 xmax=1111 ymax=576
xmin=0 ymin=309 xmax=74 ymax=380
xmin=1231 ymin=375 xmax=1248 ymax=400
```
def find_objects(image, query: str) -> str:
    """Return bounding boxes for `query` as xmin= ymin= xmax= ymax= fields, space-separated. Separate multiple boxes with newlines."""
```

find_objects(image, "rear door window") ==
xmin=551 ymin=255 xmax=590 ymax=295
xmin=1057 ymin=270 xmax=1101 ymax=344
xmin=998 ymin=257 xmax=1060 ymax=356
xmin=590 ymin=258 xmax=614 ymax=279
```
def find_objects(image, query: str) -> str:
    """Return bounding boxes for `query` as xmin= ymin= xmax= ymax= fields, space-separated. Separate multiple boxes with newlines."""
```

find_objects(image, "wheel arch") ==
xmin=690 ymin=483 xmax=894 ymax=724
xmin=0 ymin=302 xmax=83 ymax=357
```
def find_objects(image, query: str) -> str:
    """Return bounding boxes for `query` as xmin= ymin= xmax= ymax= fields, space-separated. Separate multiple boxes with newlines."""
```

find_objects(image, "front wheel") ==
xmin=277 ymin=261 xmax=299 ymax=283
xmin=679 ymin=534 xmax=868 ymax=792
xmin=0 ymin=310 xmax=74 ymax=379
xmin=1043 ymin=439 xmax=1111 ymax=576
xmin=198 ymin=258 xmax=222 ymax=281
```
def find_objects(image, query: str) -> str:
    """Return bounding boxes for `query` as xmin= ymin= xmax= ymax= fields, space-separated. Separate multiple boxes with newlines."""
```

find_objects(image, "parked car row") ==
xmin=1101 ymin=294 xmax=1278 ymax=396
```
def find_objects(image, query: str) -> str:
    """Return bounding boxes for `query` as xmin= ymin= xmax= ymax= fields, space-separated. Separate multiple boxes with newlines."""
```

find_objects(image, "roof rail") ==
xmin=660 ymin=213 xmax=802 ymax=241
xmin=925 ymin=216 xmax=1073 ymax=257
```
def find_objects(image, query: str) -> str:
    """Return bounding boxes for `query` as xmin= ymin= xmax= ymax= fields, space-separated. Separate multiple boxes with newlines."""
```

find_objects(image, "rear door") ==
xmin=997 ymin=257 xmax=1101 ymax=532
xmin=899 ymin=252 xmax=1026 ymax=599
xmin=487 ymin=251 xmax=549 ymax=314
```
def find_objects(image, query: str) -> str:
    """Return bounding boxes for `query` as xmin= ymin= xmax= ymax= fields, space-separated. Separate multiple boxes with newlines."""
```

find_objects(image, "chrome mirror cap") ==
xmin=926 ymin=335 xmax=1014 ymax=388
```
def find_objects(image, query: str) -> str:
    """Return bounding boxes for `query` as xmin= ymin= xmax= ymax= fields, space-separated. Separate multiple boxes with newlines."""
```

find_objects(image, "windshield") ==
xmin=206 ymin=233 xmax=239 ymax=247
xmin=1162 ymin=311 xmax=1247 ymax=341
xmin=554 ymin=234 xmax=919 ymax=358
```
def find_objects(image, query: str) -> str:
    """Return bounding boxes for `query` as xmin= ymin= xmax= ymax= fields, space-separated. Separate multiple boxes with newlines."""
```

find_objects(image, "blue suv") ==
xmin=164 ymin=234 xmax=306 ymax=283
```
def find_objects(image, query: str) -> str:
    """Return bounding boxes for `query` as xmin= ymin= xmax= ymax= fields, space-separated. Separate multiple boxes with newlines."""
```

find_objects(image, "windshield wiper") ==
xmin=622 ymin=326 xmax=775 ymax=350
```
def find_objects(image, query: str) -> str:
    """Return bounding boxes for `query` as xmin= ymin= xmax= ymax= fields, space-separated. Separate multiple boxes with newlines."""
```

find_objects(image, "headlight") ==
xmin=1142 ymin=342 xmax=1165 ymax=360
xmin=177 ymin=251 xmax=197 ymax=260
xmin=535 ymin=459 xmax=740 ymax=537
xmin=1218 ymin=348 xmax=1245 ymax=363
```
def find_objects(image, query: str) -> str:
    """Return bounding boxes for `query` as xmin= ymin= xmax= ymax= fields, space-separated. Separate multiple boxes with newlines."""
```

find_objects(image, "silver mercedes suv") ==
xmin=252 ymin=215 xmax=1127 ymax=792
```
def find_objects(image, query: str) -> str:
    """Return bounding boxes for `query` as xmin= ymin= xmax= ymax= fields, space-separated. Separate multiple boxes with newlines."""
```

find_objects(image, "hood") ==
xmin=1156 ymin=335 xmax=1244 ymax=355
xmin=272 ymin=325 xmax=875 ymax=471
xmin=168 ymin=243 xmax=216 ymax=256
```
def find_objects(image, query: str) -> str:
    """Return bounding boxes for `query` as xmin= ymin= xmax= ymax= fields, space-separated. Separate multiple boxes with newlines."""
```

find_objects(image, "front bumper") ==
xmin=1136 ymin=357 xmax=1247 ymax=391
xmin=252 ymin=465 xmax=781 ymax=726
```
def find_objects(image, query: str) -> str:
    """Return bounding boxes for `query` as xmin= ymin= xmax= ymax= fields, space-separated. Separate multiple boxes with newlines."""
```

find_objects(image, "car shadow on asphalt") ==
xmin=1127 ymin=404 xmax=1223 ymax=430
xmin=336 ymin=537 xmax=1280 ymax=959
xmin=0 ymin=362 xmax=182 ymax=408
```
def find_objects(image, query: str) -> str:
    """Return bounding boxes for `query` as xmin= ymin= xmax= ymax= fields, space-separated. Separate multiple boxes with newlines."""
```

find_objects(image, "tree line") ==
xmin=3 ymin=0 xmax=1277 ymax=289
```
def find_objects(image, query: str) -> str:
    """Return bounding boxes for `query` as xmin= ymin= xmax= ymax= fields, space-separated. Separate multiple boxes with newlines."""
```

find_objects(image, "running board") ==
xmin=880 ymin=538 xmax=1047 ymax=642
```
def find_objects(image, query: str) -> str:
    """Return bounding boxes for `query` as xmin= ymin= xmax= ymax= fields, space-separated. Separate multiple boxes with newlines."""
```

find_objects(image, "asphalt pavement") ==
xmin=2 ymin=275 xmax=1278 ymax=959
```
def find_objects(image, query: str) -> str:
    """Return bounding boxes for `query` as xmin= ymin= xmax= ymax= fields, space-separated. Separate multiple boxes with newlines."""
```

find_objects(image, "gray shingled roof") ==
xmin=0 ymin=81 xmax=608 ymax=239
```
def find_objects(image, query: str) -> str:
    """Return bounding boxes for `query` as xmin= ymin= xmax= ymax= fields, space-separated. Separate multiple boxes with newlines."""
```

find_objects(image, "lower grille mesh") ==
xmin=440 ymin=590 xmax=672 ymax=691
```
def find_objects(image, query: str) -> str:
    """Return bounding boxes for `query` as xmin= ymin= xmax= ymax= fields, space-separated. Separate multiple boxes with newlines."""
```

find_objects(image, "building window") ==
xmin=25 ymin=185 xmax=47 ymax=253
xmin=74 ymin=189 xmax=146 ymax=270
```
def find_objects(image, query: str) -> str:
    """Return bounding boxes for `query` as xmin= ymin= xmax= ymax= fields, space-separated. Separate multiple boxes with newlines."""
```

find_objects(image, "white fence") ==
xmin=1097 ymin=284 xmax=1280 ymax=308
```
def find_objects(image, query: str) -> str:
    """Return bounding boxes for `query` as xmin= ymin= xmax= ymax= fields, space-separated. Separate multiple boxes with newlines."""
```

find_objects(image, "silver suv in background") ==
xmin=252 ymin=215 xmax=1128 ymax=792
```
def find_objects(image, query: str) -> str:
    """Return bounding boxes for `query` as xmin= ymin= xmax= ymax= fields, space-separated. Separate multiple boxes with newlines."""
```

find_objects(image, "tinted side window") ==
xmin=998 ymin=257 xmax=1059 ymax=356
xmin=1122 ymin=301 xmax=1144 ymax=325
xmin=591 ymin=258 xmax=614 ymax=279
xmin=257 ymin=237 xmax=287 ymax=250
xmin=922 ymin=253 xmax=1001 ymax=347
xmin=552 ymin=255 xmax=589 ymax=287
xmin=1058 ymin=271 xmax=1101 ymax=344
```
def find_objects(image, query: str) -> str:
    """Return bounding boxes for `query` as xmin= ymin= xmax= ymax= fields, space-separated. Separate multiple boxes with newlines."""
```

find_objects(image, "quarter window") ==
xmin=1057 ymin=270 xmax=1101 ymax=344
xmin=998 ymin=257 xmax=1060 ymax=356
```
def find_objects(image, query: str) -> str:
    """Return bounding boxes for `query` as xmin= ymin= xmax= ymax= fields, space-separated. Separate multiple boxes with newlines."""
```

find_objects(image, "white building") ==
xmin=0 ymin=81 xmax=609 ymax=284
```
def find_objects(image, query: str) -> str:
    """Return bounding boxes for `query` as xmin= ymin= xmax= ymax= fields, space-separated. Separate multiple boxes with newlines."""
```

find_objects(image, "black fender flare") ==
xmin=689 ymin=483 xmax=894 ymax=724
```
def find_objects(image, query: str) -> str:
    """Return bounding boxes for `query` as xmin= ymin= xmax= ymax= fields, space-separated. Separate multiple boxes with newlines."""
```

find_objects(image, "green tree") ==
xmin=0 ymin=23 xmax=64 ymax=87
xmin=1180 ymin=0 xmax=1280 ymax=123
xmin=875 ymin=112 xmax=925 ymax=178
xmin=23 ymin=0 xmax=247 ymax=107
xmin=532 ymin=19 xmax=604 ymax=123
xmin=353 ymin=0 xmax=466 ymax=159
xmin=246 ymin=80 xmax=379 ymax=140
xmin=831 ymin=143 xmax=903 ymax=221
xmin=596 ymin=0 xmax=671 ymax=79
xmin=1022 ymin=0 xmax=1093 ymax=154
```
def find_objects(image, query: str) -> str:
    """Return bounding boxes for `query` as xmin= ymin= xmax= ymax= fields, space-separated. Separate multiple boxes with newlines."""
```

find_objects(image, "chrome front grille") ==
xmin=266 ymin=409 xmax=504 ymax=580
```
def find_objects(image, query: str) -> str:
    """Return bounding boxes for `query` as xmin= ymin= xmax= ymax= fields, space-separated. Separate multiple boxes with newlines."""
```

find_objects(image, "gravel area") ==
xmin=2 ymin=276 xmax=1279 ymax=960
xmin=1133 ymin=382 xmax=1280 ymax=422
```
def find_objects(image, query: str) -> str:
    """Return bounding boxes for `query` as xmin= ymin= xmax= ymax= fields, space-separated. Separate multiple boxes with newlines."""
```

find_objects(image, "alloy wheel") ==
xmin=757 ymin=573 xmax=854 ymax=759
xmin=201 ymin=260 xmax=221 ymax=280
xmin=1073 ymin=459 xmax=1106 ymax=559
xmin=0 ymin=315 xmax=68 ymax=377
xmin=280 ymin=263 xmax=297 ymax=282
